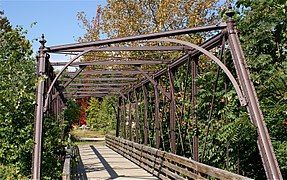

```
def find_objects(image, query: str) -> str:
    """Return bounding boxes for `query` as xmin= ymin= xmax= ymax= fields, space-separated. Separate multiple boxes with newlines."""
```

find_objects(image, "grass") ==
xmin=70 ymin=129 xmax=106 ymax=138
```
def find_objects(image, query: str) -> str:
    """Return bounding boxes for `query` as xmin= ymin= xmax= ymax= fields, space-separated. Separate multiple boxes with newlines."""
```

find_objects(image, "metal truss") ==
xmin=32 ymin=9 xmax=282 ymax=180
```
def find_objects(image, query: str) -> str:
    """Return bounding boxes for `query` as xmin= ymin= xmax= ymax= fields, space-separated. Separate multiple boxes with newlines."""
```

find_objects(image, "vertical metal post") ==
xmin=154 ymin=81 xmax=161 ymax=149
xmin=116 ymin=97 xmax=122 ymax=137
xmin=168 ymin=68 xmax=176 ymax=154
xmin=32 ymin=35 xmax=47 ymax=180
xmin=226 ymin=10 xmax=282 ymax=180
xmin=191 ymin=58 xmax=199 ymax=161
xmin=128 ymin=93 xmax=132 ymax=141
xmin=133 ymin=89 xmax=140 ymax=143
xmin=142 ymin=85 xmax=149 ymax=145
xmin=123 ymin=98 xmax=127 ymax=139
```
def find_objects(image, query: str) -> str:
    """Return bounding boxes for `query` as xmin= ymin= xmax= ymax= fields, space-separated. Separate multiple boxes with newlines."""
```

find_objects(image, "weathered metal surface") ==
xmin=68 ymin=83 xmax=130 ymax=87
xmin=51 ymin=60 xmax=170 ymax=66
xmin=191 ymin=58 xmax=199 ymax=162
xmin=61 ymin=77 xmax=138 ymax=82
xmin=168 ymin=69 xmax=176 ymax=154
xmin=52 ymin=65 xmax=86 ymax=101
xmin=153 ymin=82 xmax=160 ymax=149
xmin=33 ymin=11 xmax=281 ymax=178
xmin=142 ymin=85 xmax=149 ymax=145
xmin=128 ymin=33 xmax=223 ymax=93
xmin=47 ymin=24 xmax=227 ymax=52
xmin=128 ymin=93 xmax=132 ymax=141
xmin=151 ymin=37 xmax=247 ymax=106
xmin=68 ymin=70 xmax=154 ymax=75
xmin=43 ymin=49 xmax=93 ymax=113
xmin=61 ymin=45 xmax=192 ymax=52
xmin=226 ymin=13 xmax=282 ymax=180
xmin=136 ymin=67 xmax=171 ymax=100
xmin=133 ymin=89 xmax=140 ymax=143
xmin=32 ymin=35 xmax=47 ymax=180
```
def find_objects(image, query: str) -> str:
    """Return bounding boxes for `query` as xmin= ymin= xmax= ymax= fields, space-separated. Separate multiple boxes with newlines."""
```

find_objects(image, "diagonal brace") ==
xmin=135 ymin=66 xmax=171 ymax=100
xmin=52 ymin=65 xmax=87 ymax=101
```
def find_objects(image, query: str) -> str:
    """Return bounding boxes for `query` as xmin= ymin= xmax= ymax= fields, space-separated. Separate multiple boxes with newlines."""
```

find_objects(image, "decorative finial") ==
xmin=225 ymin=4 xmax=235 ymax=19
xmin=39 ymin=34 xmax=46 ymax=49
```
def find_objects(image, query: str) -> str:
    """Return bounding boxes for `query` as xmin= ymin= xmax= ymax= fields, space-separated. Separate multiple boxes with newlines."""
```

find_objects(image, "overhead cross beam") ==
xmin=51 ymin=60 xmax=170 ymax=66
xmin=68 ymin=70 xmax=154 ymax=75
xmin=46 ymin=23 xmax=227 ymax=52
xmin=60 ymin=45 xmax=192 ymax=52
xmin=68 ymin=83 xmax=131 ymax=87
xmin=61 ymin=77 xmax=138 ymax=82
xmin=65 ymin=87 xmax=123 ymax=91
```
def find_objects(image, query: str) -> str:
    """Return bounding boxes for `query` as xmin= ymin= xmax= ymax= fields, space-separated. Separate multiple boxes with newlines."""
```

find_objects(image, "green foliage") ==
xmin=0 ymin=11 xmax=74 ymax=178
xmin=0 ymin=164 xmax=28 ymax=179
xmin=63 ymin=99 xmax=80 ymax=134
xmin=86 ymin=97 xmax=116 ymax=134
xmin=41 ymin=116 xmax=64 ymax=179
xmin=0 ymin=11 xmax=35 ymax=177
xmin=236 ymin=0 xmax=287 ymax=177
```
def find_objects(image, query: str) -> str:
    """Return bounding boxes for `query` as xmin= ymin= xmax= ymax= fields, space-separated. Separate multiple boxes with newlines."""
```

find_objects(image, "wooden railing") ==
xmin=62 ymin=154 xmax=71 ymax=180
xmin=106 ymin=135 xmax=252 ymax=180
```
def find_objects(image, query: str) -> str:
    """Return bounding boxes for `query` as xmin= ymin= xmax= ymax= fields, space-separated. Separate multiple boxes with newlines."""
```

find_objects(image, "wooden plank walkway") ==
xmin=72 ymin=144 xmax=158 ymax=180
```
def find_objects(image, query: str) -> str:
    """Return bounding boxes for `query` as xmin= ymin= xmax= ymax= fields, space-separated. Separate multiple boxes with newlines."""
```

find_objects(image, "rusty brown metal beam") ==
xmin=32 ymin=35 xmax=46 ymax=179
xmin=64 ymin=91 xmax=112 ymax=94
xmin=68 ymin=70 xmax=154 ymax=75
xmin=154 ymin=82 xmax=160 ymax=149
xmin=116 ymin=97 xmax=121 ymax=137
xmin=128 ymin=93 xmax=132 ymax=141
xmin=191 ymin=58 xmax=199 ymax=161
xmin=226 ymin=12 xmax=282 ymax=179
xmin=133 ymin=89 xmax=140 ymax=143
xmin=46 ymin=24 xmax=226 ymax=52
xmin=65 ymin=94 xmax=106 ymax=98
xmin=52 ymin=65 xmax=86 ymax=101
xmin=127 ymin=33 xmax=223 ymax=93
xmin=136 ymin=67 xmax=171 ymax=99
xmin=61 ymin=77 xmax=138 ymax=82
xmin=68 ymin=83 xmax=130 ymax=87
xmin=168 ymin=69 xmax=176 ymax=154
xmin=142 ymin=85 xmax=149 ymax=146
xmin=65 ymin=87 xmax=122 ymax=91
xmin=51 ymin=60 xmax=170 ymax=66
xmin=60 ymin=45 xmax=192 ymax=52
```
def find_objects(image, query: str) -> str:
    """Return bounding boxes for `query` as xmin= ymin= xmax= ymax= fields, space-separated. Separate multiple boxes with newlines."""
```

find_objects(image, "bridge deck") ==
xmin=72 ymin=144 xmax=158 ymax=180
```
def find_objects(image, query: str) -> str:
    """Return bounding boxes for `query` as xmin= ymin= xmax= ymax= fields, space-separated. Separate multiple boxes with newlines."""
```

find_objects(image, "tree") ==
xmin=0 ymin=10 xmax=35 ymax=176
xmin=236 ymin=0 xmax=287 ymax=177
xmin=86 ymin=97 xmax=116 ymax=133
xmin=0 ymin=11 xmax=75 ymax=179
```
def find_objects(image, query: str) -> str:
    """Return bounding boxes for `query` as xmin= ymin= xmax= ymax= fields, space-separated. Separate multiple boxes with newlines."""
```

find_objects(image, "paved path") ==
xmin=72 ymin=144 xmax=158 ymax=180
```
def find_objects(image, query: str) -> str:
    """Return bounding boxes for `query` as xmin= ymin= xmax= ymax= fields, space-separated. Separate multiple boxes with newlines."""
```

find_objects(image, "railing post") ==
xmin=168 ymin=68 xmax=176 ymax=154
xmin=226 ymin=8 xmax=282 ymax=180
xmin=142 ymin=85 xmax=149 ymax=145
xmin=32 ymin=34 xmax=47 ymax=179
xmin=191 ymin=58 xmax=199 ymax=161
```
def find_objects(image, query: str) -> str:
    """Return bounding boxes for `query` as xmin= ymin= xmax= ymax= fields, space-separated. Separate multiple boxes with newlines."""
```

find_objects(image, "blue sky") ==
xmin=0 ymin=0 xmax=107 ymax=52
